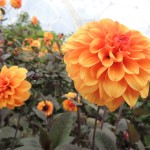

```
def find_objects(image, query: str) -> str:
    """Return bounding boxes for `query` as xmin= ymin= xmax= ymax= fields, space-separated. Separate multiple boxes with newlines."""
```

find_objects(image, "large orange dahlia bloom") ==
xmin=10 ymin=0 xmax=21 ymax=9
xmin=0 ymin=0 xmax=6 ymax=7
xmin=0 ymin=66 xmax=31 ymax=109
xmin=62 ymin=18 xmax=150 ymax=112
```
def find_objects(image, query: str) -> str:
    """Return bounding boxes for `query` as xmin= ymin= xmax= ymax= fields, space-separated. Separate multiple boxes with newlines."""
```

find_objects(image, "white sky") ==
xmin=3 ymin=0 xmax=150 ymax=36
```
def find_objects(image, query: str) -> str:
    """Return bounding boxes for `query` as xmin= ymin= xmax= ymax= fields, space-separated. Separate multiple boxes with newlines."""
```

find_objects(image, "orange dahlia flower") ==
xmin=0 ymin=65 xmax=31 ymax=109
xmin=31 ymin=16 xmax=38 ymax=25
xmin=44 ymin=32 xmax=53 ymax=46
xmin=62 ymin=18 xmax=150 ymax=112
xmin=0 ymin=0 xmax=6 ymax=7
xmin=63 ymin=99 xmax=77 ymax=112
xmin=10 ymin=0 xmax=21 ymax=9
xmin=30 ymin=40 xmax=41 ymax=49
xmin=37 ymin=100 xmax=54 ymax=116
xmin=64 ymin=92 xmax=77 ymax=99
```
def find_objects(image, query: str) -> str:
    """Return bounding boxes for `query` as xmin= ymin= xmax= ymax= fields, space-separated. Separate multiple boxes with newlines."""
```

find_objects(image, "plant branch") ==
xmin=114 ymin=102 xmax=124 ymax=134
xmin=100 ymin=107 xmax=108 ymax=130
xmin=10 ymin=108 xmax=23 ymax=150
xmin=91 ymin=106 xmax=100 ymax=150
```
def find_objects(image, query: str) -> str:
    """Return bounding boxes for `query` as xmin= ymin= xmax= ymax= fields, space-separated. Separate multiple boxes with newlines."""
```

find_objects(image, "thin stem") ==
xmin=77 ymin=105 xmax=81 ymax=146
xmin=10 ymin=109 xmax=23 ymax=150
xmin=91 ymin=106 xmax=100 ymax=150
xmin=114 ymin=102 xmax=124 ymax=134
xmin=100 ymin=107 xmax=108 ymax=130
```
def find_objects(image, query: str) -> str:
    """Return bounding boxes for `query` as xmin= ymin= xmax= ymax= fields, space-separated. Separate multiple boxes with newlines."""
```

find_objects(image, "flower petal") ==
xmin=108 ymin=62 xmax=125 ymax=81
xmin=123 ymin=58 xmax=139 ymax=74
xmin=140 ymin=84 xmax=149 ymax=98
xmin=79 ymin=51 xmax=100 ymax=67
xmin=103 ymin=75 xmax=127 ymax=98
xmin=124 ymin=70 xmax=149 ymax=91
xmin=122 ymin=86 xmax=140 ymax=108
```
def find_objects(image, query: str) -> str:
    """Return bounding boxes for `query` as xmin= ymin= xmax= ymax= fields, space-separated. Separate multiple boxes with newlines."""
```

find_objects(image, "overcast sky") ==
xmin=3 ymin=0 xmax=150 ymax=35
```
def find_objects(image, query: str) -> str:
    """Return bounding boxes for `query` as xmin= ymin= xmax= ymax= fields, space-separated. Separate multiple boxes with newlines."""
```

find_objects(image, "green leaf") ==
xmin=136 ymin=140 xmax=145 ymax=150
xmin=127 ymin=122 xmax=140 ymax=144
xmin=0 ymin=126 xmax=20 ymax=139
xmin=39 ymin=127 xmax=51 ymax=150
xmin=55 ymin=144 xmax=80 ymax=150
xmin=116 ymin=118 xmax=128 ymax=134
xmin=14 ymin=146 xmax=43 ymax=150
xmin=133 ymin=108 xmax=150 ymax=117
xmin=49 ymin=112 xmax=76 ymax=149
xmin=89 ymin=129 xmax=117 ymax=150
xmin=144 ymin=135 xmax=150 ymax=147
xmin=20 ymin=137 xmax=41 ymax=148
xmin=33 ymin=107 xmax=46 ymax=121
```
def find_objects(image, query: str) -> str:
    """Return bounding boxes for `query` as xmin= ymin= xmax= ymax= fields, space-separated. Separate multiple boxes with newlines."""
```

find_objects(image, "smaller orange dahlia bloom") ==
xmin=0 ymin=65 xmax=31 ymax=109
xmin=30 ymin=40 xmax=41 ymax=49
xmin=10 ymin=0 xmax=21 ymax=9
xmin=64 ymin=92 xmax=77 ymax=99
xmin=0 ymin=0 xmax=6 ymax=7
xmin=31 ymin=16 xmax=38 ymax=25
xmin=63 ymin=99 xmax=77 ymax=112
xmin=37 ymin=100 xmax=54 ymax=116
xmin=44 ymin=32 xmax=53 ymax=46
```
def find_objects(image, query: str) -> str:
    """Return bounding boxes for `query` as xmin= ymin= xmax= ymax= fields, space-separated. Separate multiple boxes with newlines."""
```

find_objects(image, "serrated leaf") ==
xmin=49 ymin=112 xmax=76 ymax=149
xmin=39 ymin=127 xmax=51 ymax=150
xmin=133 ymin=108 xmax=150 ymax=117
xmin=127 ymin=122 xmax=140 ymax=144
xmin=55 ymin=144 xmax=79 ymax=150
xmin=89 ymin=129 xmax=117 ymax=150
xmin=33 ymin=108 xmax=46 ymax=121
xmin=0 ymin=126 xmax=20 ymax=139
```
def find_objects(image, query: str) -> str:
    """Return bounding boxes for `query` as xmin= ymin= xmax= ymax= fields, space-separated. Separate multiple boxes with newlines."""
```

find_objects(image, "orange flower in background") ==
xmin=62 ymin=18 xmax=150 ymax=112
xmin=0 ymin=65 xmax=31 ymax=109
xmin=37 ymin=100 xmax=54 ymax=116
xmin=0 ymin=0 xmax=6 ymax=7
xmin=10 ymin=0 xmax=21 ymax=9
xmin=31 ymin=16 xmax=38 ymax=25
xmin=44 ymin=32 xmax=53 ymax=46
xmin=63 ymin=99 xmax=77 ymax=112
xmin=52 ymin=42 xmax=59 ymax=52
xmin=64 ymin=92 xmax=77 ymax=99
xmin=30 ymin=40 xmax=41 ymax=49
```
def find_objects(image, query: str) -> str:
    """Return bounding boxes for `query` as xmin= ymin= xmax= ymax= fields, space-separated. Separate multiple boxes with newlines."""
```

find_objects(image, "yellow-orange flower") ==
xmin=44 ymin=32 xmax=53 ymax=46
xmin=37 ymin=100 xmax=54 ymax=116
xmin=10 ymin=0 xmax=21 ymax=9
xmin=0 ymin=65 xmax=31 ymax=109
xmin=62 ymin=18 xmax=150 ymax=112
xmin=30 ymin=40 xmax=41 ymax=49
xmin=31 ymin=16 xmax=38 ymax=25
xmin=63 ymin=99 xmax=77 ymax=112
xmin=64 ymin=92 xmax=77 ymax=99
xmin=0 ymin=0 xmax=6 ymax=7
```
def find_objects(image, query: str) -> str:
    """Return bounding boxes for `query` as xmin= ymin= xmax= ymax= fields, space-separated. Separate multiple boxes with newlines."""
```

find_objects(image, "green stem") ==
xmin=77 ymin=105 xmax=81 ymax=146
xmin=10 ymin=108 xmax=23 ymax=150
xmin=100 ymin=107 xmax=108 ymax=130
xmin=114 ymin=102 xmax=124 ymax=134
xmin=91 ymin=106 xmax=100 ymax=150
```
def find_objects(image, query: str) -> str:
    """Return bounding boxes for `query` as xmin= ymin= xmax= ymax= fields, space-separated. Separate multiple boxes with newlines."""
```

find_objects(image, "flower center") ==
xmin=42 ymin=105 xmax=49 ymax=111
xmin=113 ymin=35 xmax=130 ymax=50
